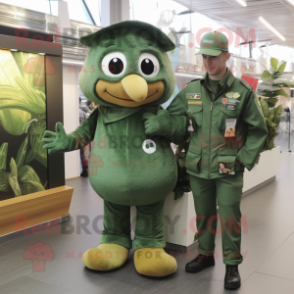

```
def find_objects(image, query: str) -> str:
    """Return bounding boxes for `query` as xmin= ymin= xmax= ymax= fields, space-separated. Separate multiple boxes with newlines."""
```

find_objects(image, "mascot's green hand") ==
xmin=142 ymin=109 xmax=170 ymax=136
xmin=42 ymin=122 xmax=70 ymax=155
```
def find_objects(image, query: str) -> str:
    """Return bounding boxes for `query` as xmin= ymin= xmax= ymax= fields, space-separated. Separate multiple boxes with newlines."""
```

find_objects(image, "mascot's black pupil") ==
xmin=109 ymin=58 xmax=123 ymax=74
xmin=141 ymin=58 xmax=154 ymax=75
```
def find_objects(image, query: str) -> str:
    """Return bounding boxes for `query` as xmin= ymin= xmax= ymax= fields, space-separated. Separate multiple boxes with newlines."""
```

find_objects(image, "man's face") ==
xmin=202 ymin=52 xmax=230 ymax=76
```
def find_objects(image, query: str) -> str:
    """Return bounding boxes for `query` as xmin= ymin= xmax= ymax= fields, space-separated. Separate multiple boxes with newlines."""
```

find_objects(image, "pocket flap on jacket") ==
xmin=220 ymin=106 xmax=241 ymax=117
xmin=188 ymin=146 xmax=202 ymax=155
xmin=217 ymin=155 xmax=236 ymax=166
xmin=188 ymin=104 xmax=203 ymax=114
xmin=218 ymin=148 xmax=237 ymax=156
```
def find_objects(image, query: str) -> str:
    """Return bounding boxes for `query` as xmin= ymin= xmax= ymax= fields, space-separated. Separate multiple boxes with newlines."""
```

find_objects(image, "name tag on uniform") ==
xmin=186 ymin=93 xmax=201 ymax=99
xmin=224 ymin=118 xmax=236 ymax=137
xmin=226 ymin=104 xmax=236 ymax=111
xmin=188 ymin=101 xmax=203 ymax=105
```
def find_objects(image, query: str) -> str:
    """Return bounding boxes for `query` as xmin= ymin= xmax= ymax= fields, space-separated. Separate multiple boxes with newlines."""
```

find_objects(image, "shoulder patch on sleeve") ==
xmin=187 ymin=78 xmax=201 ymax=84
xmin=240 ymin=79 xmax=254 ymax=91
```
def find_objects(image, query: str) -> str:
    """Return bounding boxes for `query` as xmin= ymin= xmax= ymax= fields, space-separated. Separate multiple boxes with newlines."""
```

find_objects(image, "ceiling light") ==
xmin=10 ymin=49 xmax=18 ymax=52
xmin=235 ymin=0 xmax=247 ymax=7
xmin=259 ymin=16 xmax=286 ymax=41
xmin=287 ymin=0 xmax=294 ymax=6
xmin=39 ymin=53 xmax=46 ymax=55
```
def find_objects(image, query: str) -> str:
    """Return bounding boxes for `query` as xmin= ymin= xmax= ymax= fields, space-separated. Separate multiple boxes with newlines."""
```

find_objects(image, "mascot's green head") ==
xmin=79 ymin=21 xmax=176 ymax=108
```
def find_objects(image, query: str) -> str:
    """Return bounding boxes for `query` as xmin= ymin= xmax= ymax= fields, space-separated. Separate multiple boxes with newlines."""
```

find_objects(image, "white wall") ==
xmin=62 ymin=64 xmax=81 ymax=179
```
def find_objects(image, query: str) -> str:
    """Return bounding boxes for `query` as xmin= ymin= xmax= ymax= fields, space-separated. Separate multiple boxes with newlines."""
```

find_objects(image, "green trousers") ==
xmin=190 ymin=172 xmax=244 ymax=265
xmin=99 ymin=200 xmax=166 ymax=251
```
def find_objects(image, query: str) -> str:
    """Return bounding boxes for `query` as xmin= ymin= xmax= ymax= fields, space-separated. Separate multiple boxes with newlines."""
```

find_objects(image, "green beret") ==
xmin=80 ymin=20 xmax=175 ymax=52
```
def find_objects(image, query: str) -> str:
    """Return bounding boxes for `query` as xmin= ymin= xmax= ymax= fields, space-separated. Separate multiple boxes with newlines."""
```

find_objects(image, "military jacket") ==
xmin=178 ymin=68 xmax=268 ymax=179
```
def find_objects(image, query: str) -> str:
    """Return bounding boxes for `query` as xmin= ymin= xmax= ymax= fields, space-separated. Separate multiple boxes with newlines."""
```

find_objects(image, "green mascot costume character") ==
xmin=42 ymin=21 xmax=187 ymax=277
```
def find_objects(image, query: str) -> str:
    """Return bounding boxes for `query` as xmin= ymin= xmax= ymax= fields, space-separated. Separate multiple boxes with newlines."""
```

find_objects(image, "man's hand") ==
xmin=42 ymin=122 xmax=70 ymax=155
xmin=219 ymin=163 xmax=231 ymax=174
xmin=142 ymin=109 xmax=170 ymax=136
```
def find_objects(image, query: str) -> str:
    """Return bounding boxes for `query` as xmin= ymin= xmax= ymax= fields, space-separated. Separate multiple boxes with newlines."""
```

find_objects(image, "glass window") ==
xmin=84 ymin=0 xmax=101 ymax=26
xmin=0 ymin=0 xmax=95 ymax=24
xmin=0 ymin=0 xmax=54 ymax=14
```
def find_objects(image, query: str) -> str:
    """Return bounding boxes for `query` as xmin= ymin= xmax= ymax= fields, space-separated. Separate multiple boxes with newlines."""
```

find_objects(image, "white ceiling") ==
xmin=174 ymin=0 xmax=294 ymax=48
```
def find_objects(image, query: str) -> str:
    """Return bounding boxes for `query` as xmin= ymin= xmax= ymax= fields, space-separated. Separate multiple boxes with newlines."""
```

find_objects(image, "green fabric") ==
xmin=208 ymin=78 xmax=220 ymax=94
xmin=43 ymin=20 xmax=181 ymax=254
xmin=190 ymin=172 xmax=244 ymax=265
xmin=99 ymin=106 xmax=141 ymax=124
xmin=42 ymin=107 xmax=99 ymax=154
xmin=201 ymin=69 xmax=231 ymax=101
xmin=89 ymin=110 xmax=177 ymax=207
xmin=100 ymin=200 xmax=166 ymax=250
xmin=80 ymin=20 xmax=175 ymax=52
xmin=178 ymin=67 xmax=268 ymax=177
xmin=142 ymin=90 xmax=189 ymax=145
xmin=196 ymin=32 xmax=229 ymax=56
xmin=79 ymin=27 xmax=175 ymax=109
xmin=99 ymin=105 xmax=160 ymax=124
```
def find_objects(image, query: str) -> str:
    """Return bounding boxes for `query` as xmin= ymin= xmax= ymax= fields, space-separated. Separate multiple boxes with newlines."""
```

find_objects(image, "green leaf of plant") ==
xmin=260 ymin=98 xmax=269 ymax=118
xmin=272 ymin=89 xmax=291 ymax=98
xmin=25 ymin=149 xmax=35 ymax=164
xmin=0 ymin=170 xmax=11 ymax=192
xmin=23 ymin=118 xmax=38 ymax=134
xmin=10 ymin=157 xmax=18 ymax=177
xmin=261 ymin=77 xmax=274 ymax=85
xmin=8 ymin=159 xmax=22 ymax=197
xmin=259 ymin=90 xmax=279 ymax=99
xmin=0 ymin=142 xmax=8 ymax=170
xmin=272 ymin=72 xmax=283 ymax=79
xmin=35 ymin=153 xmax=47 ymax=168
xmin=258 ymin=84 xmax=280 ymax=91
xmin=256 ymin=89 xmax=266 ymax=96
xmin=18 ymin=165 xmax=42 ymax=185
xmin=266 ymin=98 xmax=279 ymax=105
xmin=0 ymin=86 xmax=32 ymax=135
xmin=14 ymin=77 xmax=46 ymax=114
xmin=21 ymin=180 xmax=45 ymax=195
xmin=15 ymin=136 xmax=29 ymax=169
xmin=12 ymin=51 xmax=46 ymax=95
xmin=278 ymin=62 xmax=287 ymax=73
xmin=268 ymin=108 xmax=275 ymax=122
xmin=0 ymin=103 xmax=34 ymax=113
xmin=273 ymin=82 xmax=294 ymax=88
xmin=29 ymin=120 xmax=47 ymax=155
xmin=272 ymin=105 xmax=283 ymax=125
xmin=270 ymin=58 xmax=278 ymax=71
xmin=261 ymin=70 xmax=272 ymax=79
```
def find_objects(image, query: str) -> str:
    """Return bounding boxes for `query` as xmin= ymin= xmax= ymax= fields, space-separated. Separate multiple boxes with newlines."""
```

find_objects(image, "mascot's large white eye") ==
xmin=101 ymin=52 xmax=127 ymax=77
xmin=138 ymin=53 xmax=160 ymax=78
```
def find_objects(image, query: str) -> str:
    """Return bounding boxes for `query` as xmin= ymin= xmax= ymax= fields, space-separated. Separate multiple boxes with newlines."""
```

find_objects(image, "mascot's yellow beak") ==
xmin=121 ymin=74 xmax=148 ymax=102
xmin=96 ymin=74 xmax=165 ymax=108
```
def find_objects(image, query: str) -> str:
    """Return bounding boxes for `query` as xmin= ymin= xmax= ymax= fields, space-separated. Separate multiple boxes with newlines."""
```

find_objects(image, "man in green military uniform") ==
xmin=181 ymin=32 xmax=267 ymax=290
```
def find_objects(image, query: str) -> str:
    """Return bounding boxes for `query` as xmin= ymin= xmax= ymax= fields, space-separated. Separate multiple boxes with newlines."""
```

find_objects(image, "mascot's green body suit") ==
xmin=43 ymin=21 xmax=187 ymax=277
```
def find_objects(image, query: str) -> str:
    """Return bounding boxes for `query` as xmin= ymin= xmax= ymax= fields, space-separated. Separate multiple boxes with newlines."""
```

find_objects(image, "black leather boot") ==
xmin=224 ymin=265 xmax=241 ymax=290
xmin=185 ymin=254 xmax=215 ymax=273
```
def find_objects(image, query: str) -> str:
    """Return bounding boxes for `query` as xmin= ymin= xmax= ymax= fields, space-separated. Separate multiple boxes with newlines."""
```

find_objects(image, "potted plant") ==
xmin=257 ymin=57 xmax=294 ymax=151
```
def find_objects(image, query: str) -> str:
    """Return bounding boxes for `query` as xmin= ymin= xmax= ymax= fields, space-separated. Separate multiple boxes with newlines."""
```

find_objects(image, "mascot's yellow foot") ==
xmin=134 ymin=248 xmax=177 ymax=277
xmin=82 ymin=244 xmax=129 ymax=271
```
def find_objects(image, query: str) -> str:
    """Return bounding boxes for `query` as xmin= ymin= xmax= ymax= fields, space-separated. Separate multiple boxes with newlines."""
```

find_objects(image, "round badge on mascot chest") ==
xmin=142 ymin=139 xmax=156 ymax=154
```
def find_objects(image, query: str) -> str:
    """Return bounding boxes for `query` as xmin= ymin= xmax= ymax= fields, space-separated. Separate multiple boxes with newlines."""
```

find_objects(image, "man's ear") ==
xmin=225 ymin=52 xmax=231 ymax=62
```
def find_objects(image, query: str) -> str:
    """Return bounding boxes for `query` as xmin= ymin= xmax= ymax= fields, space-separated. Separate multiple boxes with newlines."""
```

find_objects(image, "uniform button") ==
xmin=195 ymin=145 xmax=199 ymax=149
